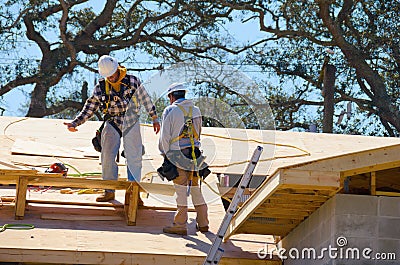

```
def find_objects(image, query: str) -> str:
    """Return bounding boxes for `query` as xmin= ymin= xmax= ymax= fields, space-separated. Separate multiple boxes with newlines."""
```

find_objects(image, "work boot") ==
xmin=196 ymin=224 xmax=209 ymax=233
xmin=96 ymin=191 xmax=115 ymax=202
xmin=163 ymin=225 xmax=188 ymax=236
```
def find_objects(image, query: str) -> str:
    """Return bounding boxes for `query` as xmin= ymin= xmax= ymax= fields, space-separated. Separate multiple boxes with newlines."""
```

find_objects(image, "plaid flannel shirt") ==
xmin=71 ymin=75 xmax=157 ymax=133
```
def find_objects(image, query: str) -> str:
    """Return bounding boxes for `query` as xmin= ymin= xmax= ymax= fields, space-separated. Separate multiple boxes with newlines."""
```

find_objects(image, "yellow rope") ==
xmin=141 ymin=123 xmax=311 ymax=168
xmin=3 ymin=117 xmax=29 ymax=142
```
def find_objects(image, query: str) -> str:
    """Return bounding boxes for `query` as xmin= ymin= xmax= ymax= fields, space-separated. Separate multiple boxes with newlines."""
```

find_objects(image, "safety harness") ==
xmin=92 ymin=76 xmax=134 ymax=152
xmin=99 ymin=76 xmax=136 ymax=136
xmin=170 ymin=105 xmax=200 ymax=195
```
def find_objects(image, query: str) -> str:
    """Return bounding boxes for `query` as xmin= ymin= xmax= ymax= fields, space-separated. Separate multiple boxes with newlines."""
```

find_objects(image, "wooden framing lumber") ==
xmin=225 ymin=172 xmax=281 ymax=241
xmin=376 ymin=191 xmax=400 ymax=197
xmin=15 ymin=175 xmax=28 ymax=220
xmin=370 ymin=171 xmax=376 ymax=195
xmin=14 ymin=176 xmax=140 ymax=225
xmin=224 ymin=168 xmax=341 ymax=240
xmin=125 ymin=184 xmax=140 ymax=225
xmin=280 ymin=169 xmax=340 ymax=187
xmin=41 ymin=214 xmax=124 ymax=221
xmin=291 ymin=145 xmax=400 ymax=176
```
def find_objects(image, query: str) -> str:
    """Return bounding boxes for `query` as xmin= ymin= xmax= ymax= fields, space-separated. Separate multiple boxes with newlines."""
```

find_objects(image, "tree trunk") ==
xmin=26 ymin=83 xmax=48 ymax=117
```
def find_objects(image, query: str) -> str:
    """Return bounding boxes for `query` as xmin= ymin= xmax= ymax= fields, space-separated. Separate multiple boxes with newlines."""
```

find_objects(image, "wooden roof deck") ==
xmin=0 ymin=116 xmax=278 ymax=264
xmin=0 ymin=185 xmax=279 ymax=265
xmin=1 ymin=116 xmax=400 ymax=263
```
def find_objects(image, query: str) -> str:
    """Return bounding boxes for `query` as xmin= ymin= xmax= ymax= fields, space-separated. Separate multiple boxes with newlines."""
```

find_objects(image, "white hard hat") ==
xmin=98 ymin=55 xmax=118 ymax=77
xmin=166 ymin=82 xmax=187 ymax=95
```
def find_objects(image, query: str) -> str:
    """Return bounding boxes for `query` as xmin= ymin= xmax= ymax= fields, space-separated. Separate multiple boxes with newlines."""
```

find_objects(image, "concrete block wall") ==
xmin=278 ymin=194 xmax=400 ymax=265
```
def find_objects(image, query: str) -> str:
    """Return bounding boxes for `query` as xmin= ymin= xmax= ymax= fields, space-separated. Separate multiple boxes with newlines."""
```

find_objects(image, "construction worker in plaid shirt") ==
xmin=64 ymin=55 xmax=160 ymax=202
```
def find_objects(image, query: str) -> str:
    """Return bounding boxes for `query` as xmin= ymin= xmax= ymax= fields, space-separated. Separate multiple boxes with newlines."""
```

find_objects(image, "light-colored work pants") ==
xmin=124 ymin=122 xmax=142 ymax=182
xmin=101 ymin=121 xmax=142 ymax=192
xmin=173 ymin=167 xmax=209 ymax=228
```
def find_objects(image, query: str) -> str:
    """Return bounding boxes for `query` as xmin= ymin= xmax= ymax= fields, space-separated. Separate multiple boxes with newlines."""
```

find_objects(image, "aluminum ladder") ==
xmin=203 ymin=146 xmax=263 ymax=264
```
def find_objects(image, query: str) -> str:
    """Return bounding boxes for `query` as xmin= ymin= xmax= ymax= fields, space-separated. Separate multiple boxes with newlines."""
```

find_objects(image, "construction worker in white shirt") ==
xmin=158 ymin=83 xmax=209 ymax=236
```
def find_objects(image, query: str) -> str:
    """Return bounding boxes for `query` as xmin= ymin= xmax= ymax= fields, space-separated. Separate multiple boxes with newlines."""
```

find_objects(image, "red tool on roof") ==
xmin=46 ymin=163 xmax=68 ymax=176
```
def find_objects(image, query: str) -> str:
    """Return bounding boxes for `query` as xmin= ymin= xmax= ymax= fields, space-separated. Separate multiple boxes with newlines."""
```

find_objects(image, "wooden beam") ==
xmin=263 ymin=198 xmax=323 ymax=207
xmin=125 ymin=184 xmax=140 ymax=225
xmin=225 ymin=168 xmax=341 ymax=240
xmin=0 ymin=175 xmax=19 ymax=185
xmin=370 ymin=171 xmax=376 ymax=195
xmin=376 ymin=191 xmax=400 ymax=197
xmin=280 ymin=169 xmax=340 ymax=188
xmin=41 ymin=214 xmax=124 ymax=221
xmin=252 ymin=212 xmax=308 ymax=219
xmin=25 ymin=176 xmax=132 ymax=190
xmin=15 ymin=176 xmax=28 ymax=220
xmin=224 ymin=172 xmax=281 ymax=241
xmin=271 ymin=193 xmax=330 ymax=202
xmin=256 ymin=203 xmax=320 ymax=211
xmin=290 ymin=145 xmax=400 ymax=176
xmin=236 ymin=219 xmax=297 ymax=236
xmin=27 ymin=199 xmax=124 ymax=208
xmin=0 ymin=169 xmax=38 ymax=176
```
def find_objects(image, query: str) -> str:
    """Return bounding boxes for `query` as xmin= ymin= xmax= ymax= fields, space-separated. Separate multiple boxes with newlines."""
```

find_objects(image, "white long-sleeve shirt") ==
xmin=158 ymin=98 xmax=202 ymax=155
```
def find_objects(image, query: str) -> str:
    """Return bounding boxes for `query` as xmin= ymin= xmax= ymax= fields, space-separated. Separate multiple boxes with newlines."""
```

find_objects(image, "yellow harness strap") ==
xmin=103 ymin=81 xmax=138 ymax=115
xmin=103 ymin=82 xmax=111 ymax=114
xmin=170 ymin=105 xmax=199 ymax=144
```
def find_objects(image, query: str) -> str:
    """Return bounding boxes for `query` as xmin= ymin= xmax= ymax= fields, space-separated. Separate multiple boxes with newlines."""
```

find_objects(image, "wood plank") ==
xmin=0 ymin=169 xmax=39 ymax=176
xmin=280 ymin=169 xmax=340 ymax=187
xmin=236 ymin=220 xmax=298 ymax=237
xmin=0 ymin=160 xmax=23 ymax=169
xmin=11 ymin=138 xmax=88 ymax=159
xmin=252 ymin=211 xmax=309 ymax=219
xmin=256 ymin=203 xmax=320 ymax=211
xmin=294 ymin=145 xmax=400 ymax=176
xmin=125 ymin=184 xmax=139 ymax=225
xmin=271 ymin=193 xmax=330 ymax=202
xmin=280 ymin=183 xmax=340 ymax=191
xmin=263 ymin=198 xmax=324 ymax=207
xmin=375 ymin=191 xmax=400 ymax=197
xmin=276 ymin=187 xmax=338 ymax=195
xmin=371 ymin=171 xmax=376 ymax=195
xmin=25 ymin=176 xmax=132 ymax=189
xmin=15 ymin=176 xmax=28 ymax=219
xmin=41 ymin=213 xmax=124 ymax=221
xmin=0 ymin=175 xmax=19 ymax=184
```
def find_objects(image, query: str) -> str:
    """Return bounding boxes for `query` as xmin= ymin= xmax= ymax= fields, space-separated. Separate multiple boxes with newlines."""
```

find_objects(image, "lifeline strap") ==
xmin=170 ymin=105 xmax=200 ymax=196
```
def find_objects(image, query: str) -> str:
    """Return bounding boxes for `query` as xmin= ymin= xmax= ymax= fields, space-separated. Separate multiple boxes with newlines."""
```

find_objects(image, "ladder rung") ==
xmin=203 ymin=146 xmax=263 ymax=265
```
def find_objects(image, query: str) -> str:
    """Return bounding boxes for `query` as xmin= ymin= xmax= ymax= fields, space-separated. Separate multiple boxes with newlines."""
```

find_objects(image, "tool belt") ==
xmin=157 ymin=147 xmax=211 ymax=181
xmin=91 ymin=114 xmax=122 ymax=152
